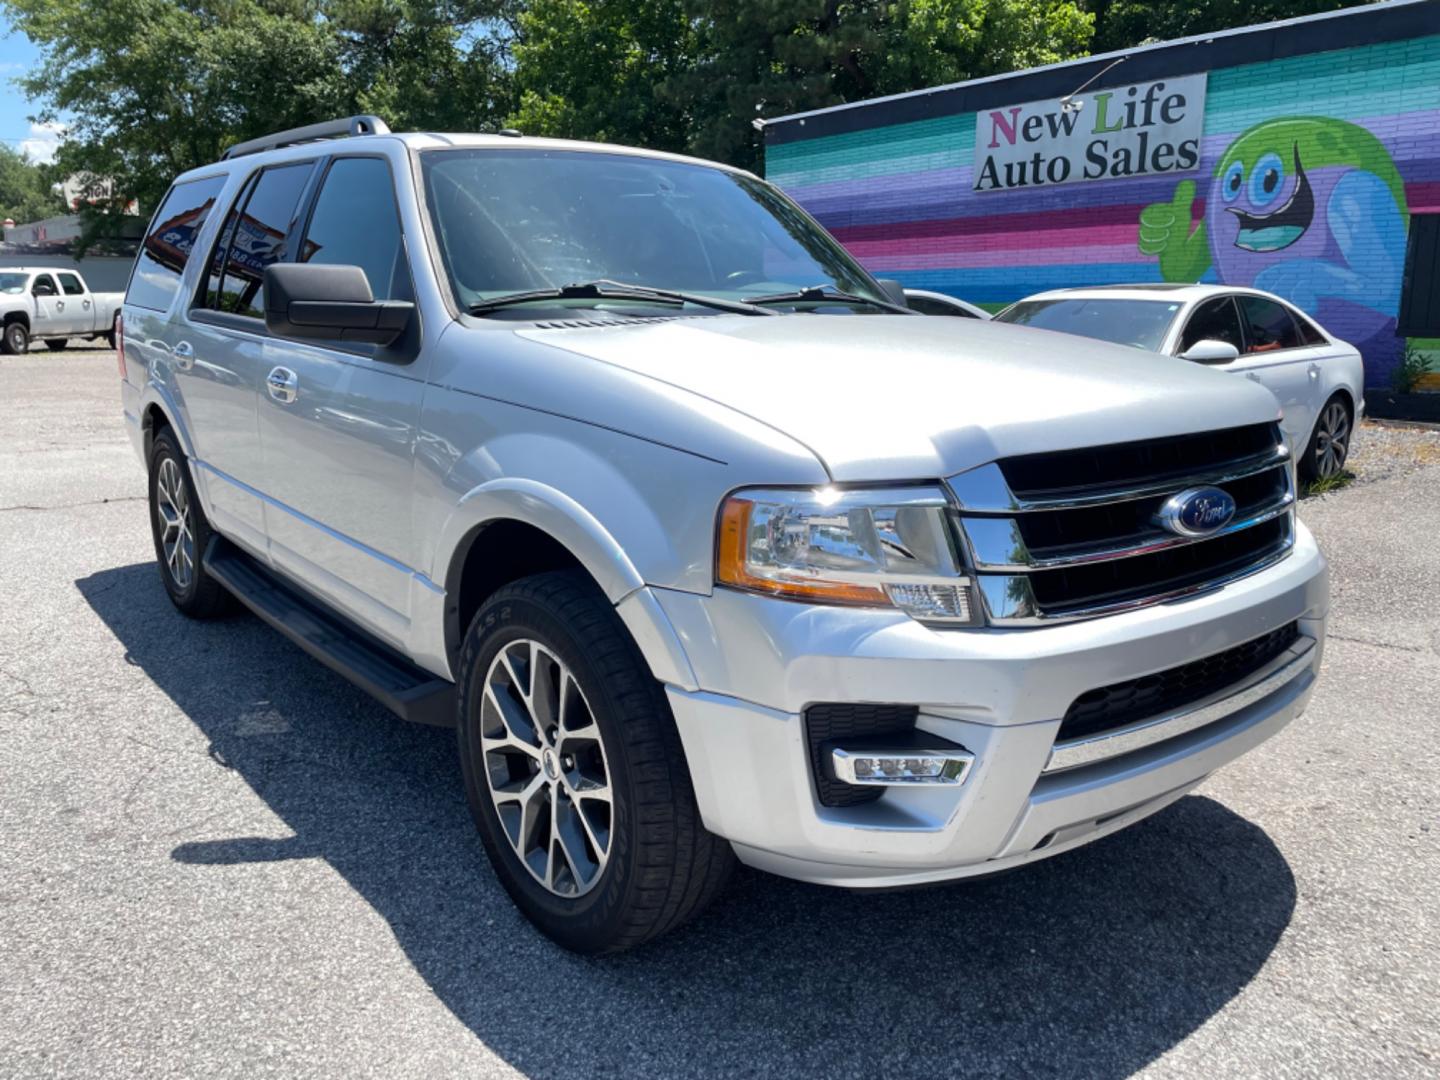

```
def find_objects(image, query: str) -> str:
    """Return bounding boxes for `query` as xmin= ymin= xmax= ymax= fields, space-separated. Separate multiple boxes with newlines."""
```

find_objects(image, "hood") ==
xmin=518 ymin=314 xmax=1282 ymax=481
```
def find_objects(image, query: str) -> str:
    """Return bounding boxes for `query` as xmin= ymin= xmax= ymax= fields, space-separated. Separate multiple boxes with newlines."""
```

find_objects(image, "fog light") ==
xmin=831 ymin=747 xmax=974 ymax=787
xmin=884 ymin=583 xmax=976 ymax=623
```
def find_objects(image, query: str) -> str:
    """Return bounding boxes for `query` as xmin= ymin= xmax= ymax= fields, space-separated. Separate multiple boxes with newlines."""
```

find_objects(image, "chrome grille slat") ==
xmin=949 ymin=424 xmax=1296 ymax=625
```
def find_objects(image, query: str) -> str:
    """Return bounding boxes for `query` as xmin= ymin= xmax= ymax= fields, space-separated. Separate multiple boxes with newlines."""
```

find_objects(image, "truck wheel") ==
xmin=44 ymin=339 xmax=68 ymax=351
xmin=457 ymin=570 xmax=734 ymax=954
xmin=147 ymin=429 xmax=233 ymax=618
xmin=1300 ymin=394 xmax=1352 ymax=483
xmin=2 ymin=321 xmax=27 ymax=354
xmin=106 ymin=314 xmax=119 ymax=349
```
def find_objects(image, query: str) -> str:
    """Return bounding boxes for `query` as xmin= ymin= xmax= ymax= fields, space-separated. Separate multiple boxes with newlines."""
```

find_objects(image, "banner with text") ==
xmin=974 ymin=73 xmax=1207 ymax=192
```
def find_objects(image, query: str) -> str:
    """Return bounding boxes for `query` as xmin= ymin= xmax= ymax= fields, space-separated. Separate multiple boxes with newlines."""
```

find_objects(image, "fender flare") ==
xmin=139 ymin=380 xmax=195 ymax=459
xmin=428 ymin=478 xmax=698 ymax=690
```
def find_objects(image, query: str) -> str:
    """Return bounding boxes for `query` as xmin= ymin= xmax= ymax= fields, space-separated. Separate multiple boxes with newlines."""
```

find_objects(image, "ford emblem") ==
xmin=1156 ymin=486 xmax=1237 ymax=538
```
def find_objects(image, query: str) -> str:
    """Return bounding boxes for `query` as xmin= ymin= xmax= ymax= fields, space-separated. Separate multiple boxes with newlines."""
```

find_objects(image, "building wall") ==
xmin=768 ymin=33 xmax=1440 ymax=388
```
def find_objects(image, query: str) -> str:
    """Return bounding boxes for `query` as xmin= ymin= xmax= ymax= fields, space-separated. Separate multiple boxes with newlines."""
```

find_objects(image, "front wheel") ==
xmin=2 ymin=321 xmax=28 ymax=354
xmin=457 ymin=570 xmax=733 ymax=954
xmin=1300 ymin=395 xmax=1353 ymax=482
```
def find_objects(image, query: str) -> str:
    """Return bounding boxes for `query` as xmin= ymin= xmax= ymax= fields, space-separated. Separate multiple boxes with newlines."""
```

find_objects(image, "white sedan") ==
xmin=994 ymin=284 xmax=1364 ymax=481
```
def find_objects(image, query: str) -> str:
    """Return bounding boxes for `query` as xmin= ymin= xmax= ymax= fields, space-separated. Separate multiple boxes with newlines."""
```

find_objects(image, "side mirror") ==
xmin=874 ymin=277 xmax=909 ymax=309
xmin=263 ymin=263 xmax=413 ymax=347
xmin=32 ymin=282 xmax=55 ymax=297
xmin=1180 ymin=339 xmax=1240 ymax=364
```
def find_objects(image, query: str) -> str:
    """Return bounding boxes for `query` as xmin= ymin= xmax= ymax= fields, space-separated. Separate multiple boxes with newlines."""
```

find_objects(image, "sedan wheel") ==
xmin=1310 ymin=399 xmax=1352 ymax=480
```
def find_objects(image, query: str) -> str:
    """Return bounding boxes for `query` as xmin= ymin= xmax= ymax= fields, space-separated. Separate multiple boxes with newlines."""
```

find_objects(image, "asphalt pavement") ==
xmin=2 ymin=347 xmax=1437 ymax=1078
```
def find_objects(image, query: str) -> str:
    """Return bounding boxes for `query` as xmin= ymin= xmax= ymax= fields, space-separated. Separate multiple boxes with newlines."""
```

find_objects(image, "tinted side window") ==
xmin=58 ymin=272 xmax=85 ymax=296
xmin=909 ymin=295 xmax=978 ymax=317
xmin=206 ymin=163 xmax=314 ymax=320
xmin=1239 ymin=295 xmax=1302 ymax=353
xmin=1294 ymin=310 xmax=1327 ymax=346
xmin=32 ymin=273 xmax=58 ymax=295
xmin=1179 ymin=296 xmax=1245 ymax=354
xmin=128 ymin=175 xmax=227 ymax=311
xmin=299 ymin=158 xmax=409 ymax=301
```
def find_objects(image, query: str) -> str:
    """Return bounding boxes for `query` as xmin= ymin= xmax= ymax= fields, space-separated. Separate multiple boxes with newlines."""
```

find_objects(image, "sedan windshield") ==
xmin=994 ymin=298 xmax=1182 ymax=352
xmin=0 ymin=273 xmax=28 ymax=294
xmin=421 ymin=148 xmax=888 ymax=314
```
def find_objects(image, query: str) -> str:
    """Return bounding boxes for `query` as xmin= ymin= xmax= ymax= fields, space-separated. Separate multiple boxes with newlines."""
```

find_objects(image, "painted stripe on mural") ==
xmin=766 ymin=36 xmax=1440 ymax=184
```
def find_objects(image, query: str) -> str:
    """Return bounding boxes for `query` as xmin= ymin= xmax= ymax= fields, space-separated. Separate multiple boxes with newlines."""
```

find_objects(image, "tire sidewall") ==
xmin=458 ymin=589 xmax=643 ymax=948
xmin=4 ymin=323 xmax=27 ymax=354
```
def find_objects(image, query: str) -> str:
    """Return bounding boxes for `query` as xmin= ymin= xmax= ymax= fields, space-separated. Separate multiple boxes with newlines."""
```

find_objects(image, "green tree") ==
xmin=0 ymin=0 xmax=515 ymax=220
xmin=1083 ymin=0 xmax=1371 ymax=54
xmin=511 ymin=1 xmax=1094 ymax=171
xmin=0 ymin=143 xmax=62 ymax=223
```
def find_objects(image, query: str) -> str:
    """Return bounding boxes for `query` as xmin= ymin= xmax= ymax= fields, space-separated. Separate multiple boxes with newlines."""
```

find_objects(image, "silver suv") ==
xmin=120 ymin=116 xmax=1328 ymax=953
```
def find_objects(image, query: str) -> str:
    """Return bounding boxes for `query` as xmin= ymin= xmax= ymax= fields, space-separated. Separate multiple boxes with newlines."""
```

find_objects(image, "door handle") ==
xmin=82 ymin=299 xmax=91 ymax=309
xmin=267 ymin=366 xmax=299 ymax=404
xmin=172 ymin=340 xmax=195 ymax=371
xmin=55 ymin=300 xmax=65 ymax=311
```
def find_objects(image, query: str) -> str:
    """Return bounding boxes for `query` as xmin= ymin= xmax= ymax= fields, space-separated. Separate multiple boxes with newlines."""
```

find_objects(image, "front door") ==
xmin=253 ymin=155 xmax=424 ymax=647
xmin=30 ymin=273 xmax=68 ymax=335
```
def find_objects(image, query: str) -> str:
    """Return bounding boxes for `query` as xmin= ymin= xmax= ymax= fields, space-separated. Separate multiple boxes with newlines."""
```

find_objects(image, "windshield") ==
xmin=421 ymin=148 xmax=887 ymax=313
xmin=0 ymin=273 xmax=28 ymax=294
xmin=994 ymin=298 xmax=1182 ymax=352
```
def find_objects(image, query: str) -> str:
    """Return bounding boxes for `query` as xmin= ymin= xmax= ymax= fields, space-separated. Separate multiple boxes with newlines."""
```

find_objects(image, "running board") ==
xmin=203 ymin=537 xmax=456 ymax=728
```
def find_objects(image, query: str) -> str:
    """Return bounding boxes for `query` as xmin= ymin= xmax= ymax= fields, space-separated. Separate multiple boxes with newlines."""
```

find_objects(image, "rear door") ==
xmin=254 ymin=154 xmax=425 ymax=646
xmin=1233 ymin=294 xmax=1323 ymax=448
xmin=55 ymin=272 xmax=95 ymax=333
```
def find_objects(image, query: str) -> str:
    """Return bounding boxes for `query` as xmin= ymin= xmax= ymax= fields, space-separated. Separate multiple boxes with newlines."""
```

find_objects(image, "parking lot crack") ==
xmin=0 ymin=495 xmax=145 ymax=512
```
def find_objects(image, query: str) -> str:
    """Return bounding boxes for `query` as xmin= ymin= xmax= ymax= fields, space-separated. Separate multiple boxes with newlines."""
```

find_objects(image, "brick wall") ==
xmin=768 ymin=33 xmax=1440 ymax=388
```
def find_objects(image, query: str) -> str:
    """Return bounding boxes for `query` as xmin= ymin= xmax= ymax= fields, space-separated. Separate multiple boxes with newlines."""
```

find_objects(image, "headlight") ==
xmin=716 ymin=486 xmax=980 ymax=624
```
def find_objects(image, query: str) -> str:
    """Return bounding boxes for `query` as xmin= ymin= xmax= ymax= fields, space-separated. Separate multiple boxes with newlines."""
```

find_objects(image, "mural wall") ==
xmin=767 ymin=33 xmax=1440 ymax=387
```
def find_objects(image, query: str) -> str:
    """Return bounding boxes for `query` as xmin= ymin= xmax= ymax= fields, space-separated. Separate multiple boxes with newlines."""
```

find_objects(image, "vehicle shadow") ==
xmin=78 ymin=561 xmax=1297 ymax=1078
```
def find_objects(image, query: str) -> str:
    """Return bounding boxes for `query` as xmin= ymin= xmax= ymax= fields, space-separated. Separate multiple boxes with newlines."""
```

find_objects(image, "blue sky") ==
xmin=0 ymin=16 xmax=62 ymax=162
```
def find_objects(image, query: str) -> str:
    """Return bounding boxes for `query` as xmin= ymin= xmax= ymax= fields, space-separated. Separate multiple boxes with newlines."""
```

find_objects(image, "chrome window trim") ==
xmin=962 ymin=485 xmax=1294 ymax=572
xmin=1043 ymin=634 xmax=1316 ymax=772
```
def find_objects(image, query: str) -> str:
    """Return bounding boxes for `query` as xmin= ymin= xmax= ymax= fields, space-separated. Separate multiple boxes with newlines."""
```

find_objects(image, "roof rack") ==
xmin=221 ymin=115 xmax=391 ymax=160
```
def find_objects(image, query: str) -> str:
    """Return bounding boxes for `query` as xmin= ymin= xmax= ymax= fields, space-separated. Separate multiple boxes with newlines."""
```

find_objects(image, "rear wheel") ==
xmin=147 ymin=429 xmax=233 ymax=618
xmin=44 ymin=338 xmax=68 ymax=351
xmin=105 ymin=313 xmax=119 ymax=349
xmin=457 ymin=570 xmax=733 ymax=954
xmin=2 ymin=321 xmax=28 ymax=354
xmin=1300 ymin=395 xmax=1352 ymax=482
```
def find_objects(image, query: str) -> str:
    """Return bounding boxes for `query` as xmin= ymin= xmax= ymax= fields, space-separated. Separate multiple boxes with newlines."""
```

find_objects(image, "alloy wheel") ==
xmin=1313 ymin=401 xmax=1351 ymax=479
xmin=155 ymin=457 xmax=195 ymax=589
xmin=480 ymin=639 xmax=613 ymax=898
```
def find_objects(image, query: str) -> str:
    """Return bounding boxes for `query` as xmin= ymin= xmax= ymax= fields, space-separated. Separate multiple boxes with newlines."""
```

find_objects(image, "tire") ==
xmin=2 ymin=321 xmax=28 ymax=354
xmin=106 ymin=314 xmax=118 ymax=349
xmin=44 ymin=338 xmax=68 ymax=351
xmin=457 ymin=570 xmax=734 ymax=954
xmin=1300 ymin=394 xmax=1353 ymax=483
xmin=147 ymin=429 xmax=233 ymax=618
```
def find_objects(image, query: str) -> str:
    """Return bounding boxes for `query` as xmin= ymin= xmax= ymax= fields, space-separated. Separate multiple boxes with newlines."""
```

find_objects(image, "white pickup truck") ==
xmin=0 ymin=267 xmax=124 ymax=354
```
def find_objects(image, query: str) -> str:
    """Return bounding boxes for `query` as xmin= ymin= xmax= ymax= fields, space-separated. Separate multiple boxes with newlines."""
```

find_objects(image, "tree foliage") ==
xmin=0 ymin=143 xmax=62 ymax=224
xmin=1083 ymin=0 xmax=1372 ymax=55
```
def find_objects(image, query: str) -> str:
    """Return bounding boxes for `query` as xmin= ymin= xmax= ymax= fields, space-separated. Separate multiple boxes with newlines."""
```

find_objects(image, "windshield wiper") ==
xmin=468 ymin=279 xmax=775 ymax=317
xmin=741 ymin=285 xmax=914 ymax=314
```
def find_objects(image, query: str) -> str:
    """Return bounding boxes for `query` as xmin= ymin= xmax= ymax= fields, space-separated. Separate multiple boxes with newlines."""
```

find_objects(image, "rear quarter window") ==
xmin=127 ymin=174 xmax=228 ymax=312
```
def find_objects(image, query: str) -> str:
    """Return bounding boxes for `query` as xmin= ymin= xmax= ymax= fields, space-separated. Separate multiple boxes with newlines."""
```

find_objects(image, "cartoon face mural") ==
xmin=1139 ymin=116 xmax=1409 ymax=370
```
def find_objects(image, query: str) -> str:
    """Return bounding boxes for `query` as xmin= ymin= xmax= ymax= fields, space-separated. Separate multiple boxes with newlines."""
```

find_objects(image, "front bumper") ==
xmin=653 ymin=522 xmax=1328 ymax=887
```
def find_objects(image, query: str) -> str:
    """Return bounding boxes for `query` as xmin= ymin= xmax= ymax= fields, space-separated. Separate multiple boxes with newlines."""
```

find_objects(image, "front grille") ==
xmin=953 ymin=423 xmax=1294 ymax=623
xmin=999 ymin=423 xmax=1279 ymax=501
xmin=1058 ymin=622 xmax=1300 ymax=743
xmin=805 ymin=703 xmax=917 ymax=807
